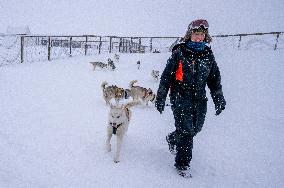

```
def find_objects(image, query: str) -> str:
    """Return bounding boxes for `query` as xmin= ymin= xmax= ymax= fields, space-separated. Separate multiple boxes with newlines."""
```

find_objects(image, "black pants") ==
xmin=169 ymin=95 xmax=207 ymax=169
xmin=168 ymin=130 xmax=193 ymax=169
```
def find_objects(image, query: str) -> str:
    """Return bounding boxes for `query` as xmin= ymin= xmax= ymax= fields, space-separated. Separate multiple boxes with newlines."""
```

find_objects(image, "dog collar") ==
xmin=150 ymin=95 xmax=156 ymax=102
xmin=110 ymin=122 xmax=123 ymax=134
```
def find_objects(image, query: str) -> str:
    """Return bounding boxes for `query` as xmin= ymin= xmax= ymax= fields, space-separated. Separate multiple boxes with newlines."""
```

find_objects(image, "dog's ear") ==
xmin=147 ymin=88 xmax=153 ymax=95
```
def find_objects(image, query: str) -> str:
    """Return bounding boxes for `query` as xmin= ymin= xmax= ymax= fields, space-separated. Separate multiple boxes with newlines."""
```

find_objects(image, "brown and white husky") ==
xmin=129 ymin=80 xmax=156 ymax=105
xmin=101 ymin=81 xmax=131 ymax=105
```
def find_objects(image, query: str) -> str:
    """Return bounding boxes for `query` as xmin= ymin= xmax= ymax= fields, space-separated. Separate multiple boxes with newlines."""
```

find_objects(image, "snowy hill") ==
xmin=1 ymin=49 xmax=283 ymax=187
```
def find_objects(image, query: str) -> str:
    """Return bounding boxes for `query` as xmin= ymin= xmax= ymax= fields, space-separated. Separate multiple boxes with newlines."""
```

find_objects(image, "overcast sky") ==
xmin=0 ymin=0 xmax=283 ymax=36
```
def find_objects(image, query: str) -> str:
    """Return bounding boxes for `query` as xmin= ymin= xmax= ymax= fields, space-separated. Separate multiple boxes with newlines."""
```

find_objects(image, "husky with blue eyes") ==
xmin=106 ymin=101 xmax=140 ymax=163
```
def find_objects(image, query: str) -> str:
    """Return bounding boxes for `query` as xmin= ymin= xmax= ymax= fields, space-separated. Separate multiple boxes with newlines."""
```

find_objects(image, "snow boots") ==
xmin=175 ymin=165 xmax=192 ymax=178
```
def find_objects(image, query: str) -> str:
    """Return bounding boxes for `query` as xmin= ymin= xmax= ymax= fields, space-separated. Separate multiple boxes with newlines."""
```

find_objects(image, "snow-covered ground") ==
xmin=0 ymin=48 xmax=283 ymax=187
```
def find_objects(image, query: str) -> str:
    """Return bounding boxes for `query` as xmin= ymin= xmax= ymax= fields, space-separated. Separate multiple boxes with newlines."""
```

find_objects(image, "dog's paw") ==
xmin=114 ymin=156 xmax=120 ymax=163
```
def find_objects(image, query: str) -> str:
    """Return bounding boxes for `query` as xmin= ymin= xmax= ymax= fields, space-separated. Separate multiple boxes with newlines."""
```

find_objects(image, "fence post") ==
xmin=48 ymin=36 xmax=51 ymax=61
xmin=130 ymin=37 xmax=133 ymax=53
xmin=20 ymin=36 xmax=24 ymax=63
xmin=138 ymin=38 xmax=141 ymax=53
xmin=85 ymin=36 xmax=88 ymax=55
xmin=98 ymin=36 xmax=102 ymax=54
xmin=125 ymin=39 xmax=128 ymax=53
xmin=119 ymin=37 xmax=122 ymax=53
xmin=69 ymin=37 xmax=72 ymax=56
xmin=274 ymin=33 xmax=280 ymax=50
xmin=238 ymin=35 xmax=242 ymax=49
xmin=109 ymin=36 xmax=112 ymax=53
xmin=150 ymin=37 xmax=153 ymax=52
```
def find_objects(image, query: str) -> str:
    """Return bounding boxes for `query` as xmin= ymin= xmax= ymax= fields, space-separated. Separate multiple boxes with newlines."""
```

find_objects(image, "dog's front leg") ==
xmin=106 ymin=128 xmax=112 ymax=152
xmin=114 ymin=134 xmax=123 ymax=163
xmin=146 ymin=100 xmax=149 ymax=106
xmin=115 ymin=99 xmax=119 ymax=105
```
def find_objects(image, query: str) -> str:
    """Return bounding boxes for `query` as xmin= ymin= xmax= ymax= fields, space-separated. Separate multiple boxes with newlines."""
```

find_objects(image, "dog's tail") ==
xmin=125 ymin=101 xmax=140 ymax=109
xmin=129 ymin=80 xmax=138 ymax=88
xmin=101 ymin=81 xmax=108 ymax=90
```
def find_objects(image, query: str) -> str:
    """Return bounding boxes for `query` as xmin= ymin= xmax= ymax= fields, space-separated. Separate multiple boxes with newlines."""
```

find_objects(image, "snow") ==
xmin=1 ymin=0 xmax=284 ymax=187
xmin=0 ymin=49 xmax=284 ymax=187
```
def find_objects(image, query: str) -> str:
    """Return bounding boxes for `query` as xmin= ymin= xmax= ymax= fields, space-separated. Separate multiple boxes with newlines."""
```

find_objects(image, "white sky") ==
xmin=1 ymin=0 xmax=284 ymax=36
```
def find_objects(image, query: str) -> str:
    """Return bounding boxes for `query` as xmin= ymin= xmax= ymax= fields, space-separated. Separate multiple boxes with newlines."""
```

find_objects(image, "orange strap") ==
xmin=175 ymin=60 xmax=183 ymax=81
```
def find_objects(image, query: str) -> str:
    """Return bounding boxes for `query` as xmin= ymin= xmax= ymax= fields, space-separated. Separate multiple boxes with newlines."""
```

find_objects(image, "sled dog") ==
xmin=137 ymin=60 xmax=141 ymax=70
xmin=151 ymin=70 xmax=160 ymax=82
xmin=113 ymin=54 xmax=120 ymax=63
xmin=101 ymin=81 xmax=131 ymax=105
xmin=106 ymin=101 xmax=140 ymax=163
xmin=89 ymin=61 xmax=108 ymax=71
xmin=129 ymin=80 xmax=156 ymax=105
xmin=90 ymin=58 xmax=116 ymax=71
xmin=107 ymin=58 xmax=116 ymax=71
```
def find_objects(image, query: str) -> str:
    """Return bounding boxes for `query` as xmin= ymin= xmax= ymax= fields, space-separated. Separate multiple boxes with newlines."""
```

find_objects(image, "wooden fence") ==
xmin=2 ymin=31 xmax=283 ymax=63
xmin=212 ymin=31 xmax=284 ymax=50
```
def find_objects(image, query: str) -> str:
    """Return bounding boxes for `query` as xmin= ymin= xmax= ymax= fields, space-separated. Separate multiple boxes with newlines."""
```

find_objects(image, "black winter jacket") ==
xmin=156 ymin=43 xmax=226 ymax=135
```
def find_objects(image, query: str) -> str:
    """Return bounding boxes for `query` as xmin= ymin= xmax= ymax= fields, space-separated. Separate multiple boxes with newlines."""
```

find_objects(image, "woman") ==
xmin=155 ymin=19 xmax=226 ymax=178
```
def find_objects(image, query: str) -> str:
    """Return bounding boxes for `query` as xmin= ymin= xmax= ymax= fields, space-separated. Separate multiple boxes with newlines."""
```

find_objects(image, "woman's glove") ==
xmin=213 ymin=94 xmax=226 ymax=116
xmin=215 ymin=104 xmax=225 ymax=115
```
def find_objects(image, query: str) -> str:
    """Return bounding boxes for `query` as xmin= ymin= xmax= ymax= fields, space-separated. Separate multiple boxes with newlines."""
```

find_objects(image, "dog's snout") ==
xmin=110 ymin=122 xmax=117 ymax=126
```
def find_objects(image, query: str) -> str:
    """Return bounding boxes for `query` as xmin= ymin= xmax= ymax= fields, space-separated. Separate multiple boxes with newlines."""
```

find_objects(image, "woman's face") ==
xmin=191 ymin=31 xmax=205 ymax=42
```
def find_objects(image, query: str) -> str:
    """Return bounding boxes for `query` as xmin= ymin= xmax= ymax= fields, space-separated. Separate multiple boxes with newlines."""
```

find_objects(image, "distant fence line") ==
xmin=212 ymin=31 xmax=284 ymax=50
xmin=0 ymin=31 xmax=283 ymax=64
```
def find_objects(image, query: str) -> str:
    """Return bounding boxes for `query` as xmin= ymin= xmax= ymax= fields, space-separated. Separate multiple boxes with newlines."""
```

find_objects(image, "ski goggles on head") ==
xmin=189 ymin=19 xmax=209 ymax=30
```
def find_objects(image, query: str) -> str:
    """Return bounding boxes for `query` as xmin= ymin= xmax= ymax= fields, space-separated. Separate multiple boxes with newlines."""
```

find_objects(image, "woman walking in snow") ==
xmin=155 ymin=19 xmax=226 ymax=178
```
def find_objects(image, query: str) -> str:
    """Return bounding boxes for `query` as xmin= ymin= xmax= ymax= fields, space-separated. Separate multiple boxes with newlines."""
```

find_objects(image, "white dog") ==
xmin=151 ymin=70 xmax=160 ymax=82
xmin=106 ymin=101 xmax=140 ymax=163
